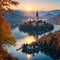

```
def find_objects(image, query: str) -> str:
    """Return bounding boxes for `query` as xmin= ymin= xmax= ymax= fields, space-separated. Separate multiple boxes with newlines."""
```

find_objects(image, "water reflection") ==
xmin=18 ymin=25 xmax=60 ymax=60
xmin=7 ymin=25 xmax=60 ymax=60
xmin=21 ymin=43 xmax=60 ymax=60
xmin=15 ymin=35 xmax=54 ymax=60
xmin=26 ymin=54 xmax=31 ymax=60
xmin=21 ymin=36 xmax=35 ymax=44
xmin=19 ymin=26 xmax=54 ymax=39
xmin=16 ymin=36 xmax=35 ymax=47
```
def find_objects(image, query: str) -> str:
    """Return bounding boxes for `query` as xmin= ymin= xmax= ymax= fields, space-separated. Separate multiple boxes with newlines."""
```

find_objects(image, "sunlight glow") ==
xmin=26 ymin=54 xmax=31 ymax=60
xmin=24 ymin=36 xmax=35 ymax=44
xmin=25 ymin=6 xmax=33 ymax=12
xmin=11 ymin=0 xmax=60 ymax=11
xmin=17 ymin=36 xmax=35 ymax=47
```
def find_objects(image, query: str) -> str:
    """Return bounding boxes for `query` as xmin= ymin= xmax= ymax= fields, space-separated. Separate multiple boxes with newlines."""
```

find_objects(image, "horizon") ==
xmin=12 ymin=9 xmax=60 ymax=12
xmin=13 ymin=0 xmax=60 ymax=12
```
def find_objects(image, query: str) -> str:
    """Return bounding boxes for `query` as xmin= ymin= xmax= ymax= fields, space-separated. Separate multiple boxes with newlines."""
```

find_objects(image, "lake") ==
xmin=7 ymin=24 xmax=60 ymax=60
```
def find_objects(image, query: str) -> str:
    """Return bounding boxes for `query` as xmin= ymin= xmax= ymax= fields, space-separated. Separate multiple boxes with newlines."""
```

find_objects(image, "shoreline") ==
xmin=19 ymin=30 xmax=60 ymax=60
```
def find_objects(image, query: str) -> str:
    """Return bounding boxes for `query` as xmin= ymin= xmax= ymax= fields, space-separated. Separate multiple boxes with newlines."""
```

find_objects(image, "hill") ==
xmin=52 ymin=13 xmax=60 ymax=25
xmin=40 ymin=13 xmax=54 ymax=19
xmin=38 ymin=30 xmax=60 ymax=52
xmin=4 ymin=10 xmax=28 ymax=29
xmin=19 ymin=30 xmax=60 ymax=59
xmin=48 ymin=13 xmax=60 ymax=25
xmin=50 ymin=10 xmax=60 ymax=15
xmin=23 ymin=10 xmax=60 ymax=19
xmin=4 ymin=10 xmax=60 ymax=28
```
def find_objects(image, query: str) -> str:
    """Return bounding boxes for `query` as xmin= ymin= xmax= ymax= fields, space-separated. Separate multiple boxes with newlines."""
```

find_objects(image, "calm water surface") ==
xmin=7 ymin=25 xmax=60 ymax=60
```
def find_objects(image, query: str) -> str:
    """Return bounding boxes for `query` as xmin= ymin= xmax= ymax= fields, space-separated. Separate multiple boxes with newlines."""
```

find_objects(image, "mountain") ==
xmin=38 ymin=11 xmax=48 ymax=17
xmin=39 ymin=10 xmax=60 ymax=19
xmin=46 ymin=13 xmax=60 ymax=25
xmin=4 ymin=9 xmax=60 ymax=28
xmin=50 ymin=10 xmax=60 ymax=15
xmin=51 ymin=13 xmax=60 ymax=25
xmin=23 ymin=10 xmax=60 ymax=19
xmin=5 ymin=10 xmax=28 ymax=21
xmin=53 ymin=13 xmax=60 ymax=19
xmin=40 ymin=13 xmax=55 ymax=19
xmin=42 ymin=10 xmax=60 ymax=25
xmin=4 ymin=10 xmax=28 ymax=28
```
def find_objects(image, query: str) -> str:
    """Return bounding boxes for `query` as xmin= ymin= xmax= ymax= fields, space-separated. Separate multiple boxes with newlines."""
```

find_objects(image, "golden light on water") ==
xmin=23 ymin=36 xmax=35 ymax=44
xmin=26 ymin=54 xmax=31 ymax=60
xmin=17 ymin=36 xmax=36 ymax=47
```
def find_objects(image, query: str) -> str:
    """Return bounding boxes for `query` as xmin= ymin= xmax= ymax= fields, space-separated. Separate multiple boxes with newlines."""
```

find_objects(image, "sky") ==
xmin=14 ymin=0 xmax=60 ymax=11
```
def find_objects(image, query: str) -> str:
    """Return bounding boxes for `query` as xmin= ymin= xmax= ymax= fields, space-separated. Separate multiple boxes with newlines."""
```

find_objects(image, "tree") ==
xmin=49 ymin=34 xmax=57 ymax=48
xmin=0 ymin=0 xmax=19 ymax=46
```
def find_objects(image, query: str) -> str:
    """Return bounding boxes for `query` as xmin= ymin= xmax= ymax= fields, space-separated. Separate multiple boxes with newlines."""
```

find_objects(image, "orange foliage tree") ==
xmin=0 ymin=0 xmax=19 ymax=46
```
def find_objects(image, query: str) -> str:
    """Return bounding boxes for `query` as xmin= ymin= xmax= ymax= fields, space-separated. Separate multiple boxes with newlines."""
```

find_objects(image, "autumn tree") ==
xmin=0 ymin=0 xmax=19 ymax=47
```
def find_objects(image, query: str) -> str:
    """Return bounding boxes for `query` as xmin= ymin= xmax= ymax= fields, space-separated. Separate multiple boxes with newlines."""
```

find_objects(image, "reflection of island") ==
xmin=16 ymin=31 xmax=60 ymax=60
xmin=20 ymin=40 xmax=60 ymax=60
xmin=19 ymin=12 xmax=54 ymax=38
xmin=16 ymin=41 xmax=60 ymax=60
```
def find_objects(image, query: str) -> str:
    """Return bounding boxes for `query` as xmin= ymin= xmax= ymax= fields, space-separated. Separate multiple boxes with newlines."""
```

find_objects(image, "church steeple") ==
xmin=36 ymin=11 xmax=39 ymax=21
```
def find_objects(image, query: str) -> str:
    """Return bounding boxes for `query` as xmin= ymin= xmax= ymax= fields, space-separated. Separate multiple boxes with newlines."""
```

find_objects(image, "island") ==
xmin=19 ymin=12 xmax=54 ymax=38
